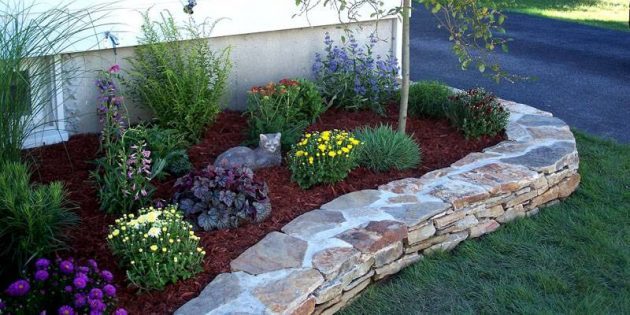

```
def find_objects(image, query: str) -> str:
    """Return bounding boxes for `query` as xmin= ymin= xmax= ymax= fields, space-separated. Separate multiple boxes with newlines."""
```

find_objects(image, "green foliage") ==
xmin=93 ymin=136 xmax=156 ymax=214
xmin=124 ymin=126 xmax=192 ymax=179
xmin=446 ymin=88 xmax=509 ymax=139
xmin=354 ymin=124 xmax=421 ymax=172
xmin=0 ymin=2 xmax=110 ymax=162
xmin=288 ymin=130 xmax=362 ymax=189
xmin=0 ymin=161 xmax=78 ymax=277
xmin=408 ymin=81 xmax=452 ymax=118
xmin=126 ymin=10 xmax=231 ymax=141
xmin=108 ymin=205 xmax=205 ymax=290
xmin=245 ymin=78 xmax=326 ymax=150
xmin=340 ymin=132 xmax=630 ymax=315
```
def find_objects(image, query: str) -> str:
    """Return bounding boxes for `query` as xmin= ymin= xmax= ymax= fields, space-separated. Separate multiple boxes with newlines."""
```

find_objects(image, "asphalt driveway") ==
xmin=410 ymin=8 xmax=630 ymax=143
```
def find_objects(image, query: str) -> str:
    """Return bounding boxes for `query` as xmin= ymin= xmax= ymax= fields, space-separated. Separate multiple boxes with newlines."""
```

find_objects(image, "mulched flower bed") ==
xmin=24 ymin=104 xmax=503 ymax=314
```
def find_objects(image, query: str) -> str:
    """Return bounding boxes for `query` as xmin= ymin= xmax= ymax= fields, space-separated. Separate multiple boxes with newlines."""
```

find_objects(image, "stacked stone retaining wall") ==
xmin=176 ymin=100 xmax=580 ymax=315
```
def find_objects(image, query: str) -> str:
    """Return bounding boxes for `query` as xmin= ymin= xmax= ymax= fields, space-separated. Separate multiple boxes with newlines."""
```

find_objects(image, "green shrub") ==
xmin=355 ymin=125 xmax=421 ymax=172
xmin=125 ymin=126 xmax=192 ymax=178
xmin=127 ymin=10 xmax=231 ymax=141
xmin=245 ymin=78 xmax=326 ymax=150
xmin=446 ymin=88 xmax=509 ymax=139
xmin=288 ymin=130 xmax=361 ymax=189
xmin=107 ymin=205 xmax=204 ymax=290
xmin=0 ymin=161 xmax=78 ymax=277
xmin=408 ymin=81 xmax=452 ymax=118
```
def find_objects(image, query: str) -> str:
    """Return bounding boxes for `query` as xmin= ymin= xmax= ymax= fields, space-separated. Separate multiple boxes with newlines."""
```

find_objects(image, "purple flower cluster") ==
xmin=313 ymin=33 xmax=399 ymax=113
xmin=122 ymin=141 xmax=152 ymax=201
xmin=1 ymin=257 xmax=126 ymax=315
xmin=96 ymin=65 xmax=127 ymax=143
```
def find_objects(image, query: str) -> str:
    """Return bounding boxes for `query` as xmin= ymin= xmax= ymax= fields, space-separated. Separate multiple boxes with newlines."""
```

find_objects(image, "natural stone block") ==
xmin=506 ymin=122 xmax=533 ymax=141
xmin=527 ymin=126 xmax=574 ymax=141
xmin=423 ymin=231 xmax=468 ymax=255
xmin=378 ymin=178 xmax=428 ymax=194
xmin=174 ymin=272 xmax=250 ymax=315
xmin=433 ymin=211 xmax=466 ymax=229
xmin=500 ymin=100 xmax=553 ymax=117
xmin=496 ymin=204 xmax=526 ymax=223
xmin=336 ymin=220 xmax=407 ymax=254
xmin=282 ymin=209 xmax=346 ymax=240
xmin=311 ymin=247 xmax=361 ymax=280
xmin=374 ymin=253 xmax=423 ymax=281
xmin=504 ymin=189 xmax=538 ymax=208
xmin=314 ymin=296 xmax=340 ymax=314
xmin=291 ymin=297 xmax=316 ymax=315
xmin=451 ymin=163 xmax=540 ymax=195
xmin=451 ymin=152 xmax=500 ymax=168
xmin=344 ymin=270 xmax=375 ymax=291
xmin=405 ymin=232 xmax=455 ymax=253
xmin=526 ymin=207 xmax=540 ymax=217
xmin=387 ymin=195 xmax=419 ymax=204
xmin=500 ymin=141 xmax=577 ymax=174
xmin=517 ymin=114 xmax=567 ymax=128
xmin=484 ymin=141 xmax=532 ymax=155
xmin=469 ymin=220 xmax=500 ymax=238
xmin=557 ymin=173 xmax=580 ymax=198
xmin=382 ymin=201 xmax=450 ymax=228
xmin=515 ymin=187 xmax=532 ymax=195
xmin=374 ymin=242 xmax=403 ymax=268
xmin=531 ymin=186 xmax=559 ymax=209
xmin=474 ymin=205 xmax=504 ymax=219
xmin=253 ymin=269 xmax=324 ymax=314
xmin=312 ymin=254 xmax=373 ymax=304
xmin=231 ymin=232 xmax=308 ymax=274
xmin=321 ymin=189 xmax=381 ymax=210
xmin=407 ymin=222 xmax=437 ymax=244
xmin=437 ymin=215 xmax=479 ymax=235
xmin=428 ymin=180 xmax=490 ymax=209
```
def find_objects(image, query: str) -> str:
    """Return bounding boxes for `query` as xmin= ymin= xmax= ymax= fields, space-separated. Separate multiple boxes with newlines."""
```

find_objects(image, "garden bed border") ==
xmin=176 ymin=100 xmax=580 ymax=315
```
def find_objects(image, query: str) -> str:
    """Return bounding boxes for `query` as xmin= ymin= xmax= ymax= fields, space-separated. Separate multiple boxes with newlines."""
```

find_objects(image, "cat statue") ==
xmin=213 ymin=133 xmax=282 ymax=170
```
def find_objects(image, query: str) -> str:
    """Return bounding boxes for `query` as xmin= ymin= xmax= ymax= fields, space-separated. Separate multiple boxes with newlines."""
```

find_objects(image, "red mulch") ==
xmin=24 ymin=105 xmax=503 ymax=314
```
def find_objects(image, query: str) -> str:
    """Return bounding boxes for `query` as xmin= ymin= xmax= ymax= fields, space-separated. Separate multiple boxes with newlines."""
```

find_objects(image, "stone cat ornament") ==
xmin=213 ymin=133 xmax=281 ymax=170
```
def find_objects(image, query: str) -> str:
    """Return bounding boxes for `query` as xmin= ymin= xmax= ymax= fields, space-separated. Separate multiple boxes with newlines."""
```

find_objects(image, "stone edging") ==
xmin=176 ymin=100 xmax=580 ymax=315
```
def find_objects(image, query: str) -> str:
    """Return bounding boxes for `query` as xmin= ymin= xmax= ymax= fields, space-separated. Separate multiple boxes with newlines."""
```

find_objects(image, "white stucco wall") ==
xmin=62 ymin=18 xmax=401 ymax=134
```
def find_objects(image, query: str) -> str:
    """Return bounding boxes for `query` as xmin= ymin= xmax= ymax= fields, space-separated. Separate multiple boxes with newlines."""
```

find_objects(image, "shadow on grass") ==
xmin=340 ymin=131 xmax=630 ymax=315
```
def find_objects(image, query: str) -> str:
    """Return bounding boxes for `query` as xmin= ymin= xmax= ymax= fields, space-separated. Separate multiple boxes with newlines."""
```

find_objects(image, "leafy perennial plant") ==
xmin=173 ymin=165 xmax=272 ymax=231
xmin=107 ymin=205 xmax=205 ymax=290
xmin=288 ymin=130 xmax=362 ymax=189
xmin=313 ymin=33 xmax=399 ymax=114
xmin=446 ymin=88 xmax=509 ymax=139
xmin=245 ymin=78 xmax=326 ymax=150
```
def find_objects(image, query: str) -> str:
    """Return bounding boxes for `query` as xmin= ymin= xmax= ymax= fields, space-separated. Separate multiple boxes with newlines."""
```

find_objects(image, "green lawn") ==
xmin=340 ymin=131 xmax=630 ymax=314
xmin=494 ymin=0 xmax=629 ymax=31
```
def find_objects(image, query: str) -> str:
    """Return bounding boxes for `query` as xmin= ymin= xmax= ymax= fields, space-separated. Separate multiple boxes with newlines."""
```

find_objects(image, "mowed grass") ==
xmin=496 ymin=0 xmax=629 ymax=31
xmin=340 ymin=131 xmax=630 ymax=315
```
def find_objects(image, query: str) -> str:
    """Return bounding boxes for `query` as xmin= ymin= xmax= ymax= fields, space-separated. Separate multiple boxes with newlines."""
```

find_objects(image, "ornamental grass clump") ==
xmin=0 ymin=257 xmax=126 ymax=315
xmin=355 ymin=125 xmax=421 ymax=172
xmin=408 ymin=81 xmax=452 ymax=118
xmin=107 ymin=205 xmax=204 ymax=291
xmin=288 ymin=130 xmax=362 ymax=189
xmin=313 ymin=33 xmax=399 ymax=114
xmin=0 ymin=161 xmax=78 ymax=278
xmin=173 ymin=165 xmax=272 ymax=231
xmin=245 ymin=78 xmax=326 ymax=150
xmin=446 ymin=88 xmax=509 ymax=139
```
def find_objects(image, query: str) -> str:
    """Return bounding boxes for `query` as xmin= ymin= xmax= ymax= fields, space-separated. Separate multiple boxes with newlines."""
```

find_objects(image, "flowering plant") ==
xmin=313 ymin=33 xmax=399 ymax=114
xmin=173 ymin=165 xmax=272 ymax=231
xmin=107 ymin=205 xmax=205 ymax=290
xmin=245 ymin=78 xmax=325 ymax=150
xmin=445 ymin=88 xmax=509 ymax=139
xmin=0 ymin=257 xmax=126 ymax=315
xmin=92 ymin=65 xmax=157 ymax=214
xmin=288 ymin=130 xmax=361 ymax=189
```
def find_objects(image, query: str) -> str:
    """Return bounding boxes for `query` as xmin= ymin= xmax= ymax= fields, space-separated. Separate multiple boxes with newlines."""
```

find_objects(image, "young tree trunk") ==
xmin=398 ymin=0 xmax=411 ymax=133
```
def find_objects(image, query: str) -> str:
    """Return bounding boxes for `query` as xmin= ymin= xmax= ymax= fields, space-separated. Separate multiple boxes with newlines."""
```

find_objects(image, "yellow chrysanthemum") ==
xmin=318 ymin=144 xmax=327 ymax=152
xmin=308 ymin=157 xmax=314 ymax=164
xmin=295 ymin=150 xmax=305 ymax=157
xmin=112 ymin=229 xmax=120 ymax=237
xmin=328 ymin=151 xmax=337 ymax=157
xmin=150 ymin=245 xmax=158 ymax=252
xmin=342 ymin=147 xmax=350 ymax=153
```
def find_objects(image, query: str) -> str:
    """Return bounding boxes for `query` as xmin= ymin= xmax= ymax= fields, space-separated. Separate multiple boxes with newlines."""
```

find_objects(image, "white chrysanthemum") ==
xmin=147 ymin=226 xmax=161 ymax=238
